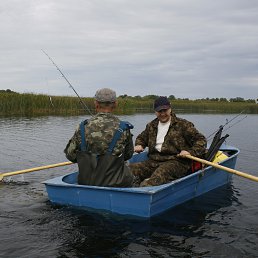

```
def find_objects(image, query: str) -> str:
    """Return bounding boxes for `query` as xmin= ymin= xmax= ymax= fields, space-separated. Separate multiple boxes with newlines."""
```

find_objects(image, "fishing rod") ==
xmin=206 ymin=110 xmax=247 ymax=141
xmin=222 ymin=115 xmax=248 ymax=133
xmin=42 ymin=49 xmax=93 ymax=116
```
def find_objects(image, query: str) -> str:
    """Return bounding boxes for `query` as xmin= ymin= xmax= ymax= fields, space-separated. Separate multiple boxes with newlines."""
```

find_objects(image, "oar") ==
xmin=183 ymin=154 xmax=258 ymax=182
xmin=0 ymin=161 xmax=73 ymax=181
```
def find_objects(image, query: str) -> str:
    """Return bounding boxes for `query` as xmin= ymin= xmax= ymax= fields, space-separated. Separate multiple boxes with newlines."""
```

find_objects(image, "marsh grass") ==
xmin=169 ymin=100 xmax=257 ymax=114
xmin=0 ymin=92 xmax=257 ymax=116
xmin=117 ymin=99 xmax=258 ymax=114
xmin=0 ymin=92 xmax=94 ymax=116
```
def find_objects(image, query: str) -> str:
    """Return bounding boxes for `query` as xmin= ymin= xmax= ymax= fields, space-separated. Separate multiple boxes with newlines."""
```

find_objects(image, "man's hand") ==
xmin=134 ymin=145 xmax=144 ymax=153
xmin=177 ymin=150 xmax=191 ymax=157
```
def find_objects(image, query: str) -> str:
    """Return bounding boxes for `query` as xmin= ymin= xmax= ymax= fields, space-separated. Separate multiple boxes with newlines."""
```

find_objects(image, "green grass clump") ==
xmin=0 ymin=92 xmax=257 ymax=116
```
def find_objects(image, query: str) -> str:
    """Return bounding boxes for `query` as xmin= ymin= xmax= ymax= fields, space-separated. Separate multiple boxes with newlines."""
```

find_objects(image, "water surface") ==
xmin=0 ymin=114 xmax=257 ymax=257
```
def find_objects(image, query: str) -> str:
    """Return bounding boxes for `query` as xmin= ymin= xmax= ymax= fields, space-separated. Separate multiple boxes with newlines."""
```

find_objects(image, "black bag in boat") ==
xmin=191 ymin=126 xmax=229 ymax=173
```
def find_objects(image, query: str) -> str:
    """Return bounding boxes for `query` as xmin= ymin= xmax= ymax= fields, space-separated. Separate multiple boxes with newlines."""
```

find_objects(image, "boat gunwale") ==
xmin=43 ymin=145 xmax=239 ymax=195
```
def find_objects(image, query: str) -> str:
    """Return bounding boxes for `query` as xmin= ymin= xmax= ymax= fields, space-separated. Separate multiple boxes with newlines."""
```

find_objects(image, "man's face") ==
xmin=155 ymin=108 xmax=171 ymax=123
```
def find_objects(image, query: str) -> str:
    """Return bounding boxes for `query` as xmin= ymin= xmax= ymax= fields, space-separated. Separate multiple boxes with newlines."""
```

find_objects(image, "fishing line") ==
xmin=206 ymin=110 xmax=247 ymax=141
xmin=42 ymin=49 xmax=93 ymax=116
xmin=222 ymin=115 xmax=248 ymax=134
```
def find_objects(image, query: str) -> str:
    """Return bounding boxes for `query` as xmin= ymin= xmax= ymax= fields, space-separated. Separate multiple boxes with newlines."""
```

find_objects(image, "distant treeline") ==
xmin=0 ymin=90 xmax=257 ymax=116
xmin=119 ymin=94 xmax=257 ymax=103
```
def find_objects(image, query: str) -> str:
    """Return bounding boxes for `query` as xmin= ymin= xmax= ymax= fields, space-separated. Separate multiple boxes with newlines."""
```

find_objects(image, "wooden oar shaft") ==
xmin=0 ymin=161 xmax=73 ymax=181
xmin=185 ymin=155 xmax=258 ymax=182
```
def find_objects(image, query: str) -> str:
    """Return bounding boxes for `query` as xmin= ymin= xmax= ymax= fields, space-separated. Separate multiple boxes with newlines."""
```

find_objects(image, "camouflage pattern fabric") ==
xmin=64 ymin=112 xmax=134 ymax=163
xmin=130 ymin=112 xmax=207 ymax=187
xmin=130 ymin=158 xmax=190 ymax=187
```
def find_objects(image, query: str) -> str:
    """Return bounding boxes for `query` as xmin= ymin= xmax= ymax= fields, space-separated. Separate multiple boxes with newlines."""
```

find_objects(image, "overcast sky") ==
xmin=1 ymin=0 xmax=258 ymax=99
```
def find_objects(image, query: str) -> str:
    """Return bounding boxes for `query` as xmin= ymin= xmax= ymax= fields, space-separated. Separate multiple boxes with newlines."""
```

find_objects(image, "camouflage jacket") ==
xmin=64 ymin=112 xmax=134 ymax=162
xmin=135 ymin=113 xmax=207 ymax=162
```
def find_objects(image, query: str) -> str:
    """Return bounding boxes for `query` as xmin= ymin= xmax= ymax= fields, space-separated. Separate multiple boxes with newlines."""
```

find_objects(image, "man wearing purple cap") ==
xmin=130 ymin=96 xmax=207 ymax=187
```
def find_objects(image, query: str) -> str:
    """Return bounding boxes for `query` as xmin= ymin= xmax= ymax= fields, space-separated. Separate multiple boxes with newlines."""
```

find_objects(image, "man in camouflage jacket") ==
xmin=64 ymin=88 xmax=134 ymax=187
xmin=130 ymin=96 xmax=207 ymax=187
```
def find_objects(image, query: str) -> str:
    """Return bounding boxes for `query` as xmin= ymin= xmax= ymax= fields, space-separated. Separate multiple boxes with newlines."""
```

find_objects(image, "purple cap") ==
xmin=154 ymin=96 xmax=171 ymax=111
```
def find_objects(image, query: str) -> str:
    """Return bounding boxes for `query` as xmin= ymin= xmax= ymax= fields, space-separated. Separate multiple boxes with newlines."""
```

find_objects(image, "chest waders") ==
xmin=76 ymin=120 xmax=134 ymax=187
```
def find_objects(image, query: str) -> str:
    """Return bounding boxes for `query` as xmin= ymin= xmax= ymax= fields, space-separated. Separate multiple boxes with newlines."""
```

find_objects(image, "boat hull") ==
xmin=44 ymin=145 xmax=239 ymax=218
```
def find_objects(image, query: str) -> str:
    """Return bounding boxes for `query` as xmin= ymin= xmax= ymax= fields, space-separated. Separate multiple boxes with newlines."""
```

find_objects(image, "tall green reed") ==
xmin=1 ymin=92 xmax=257 ymax=116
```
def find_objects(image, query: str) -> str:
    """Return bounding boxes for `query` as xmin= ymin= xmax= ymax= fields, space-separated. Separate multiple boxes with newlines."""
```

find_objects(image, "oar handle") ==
xmin=0 ymin=161 xmax=73 ymax=181
xmin=184 ymin=154 xmax=258 ymax=183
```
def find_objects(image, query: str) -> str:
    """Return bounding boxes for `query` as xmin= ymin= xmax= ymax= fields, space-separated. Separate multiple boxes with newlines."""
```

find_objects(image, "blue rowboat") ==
xmin=44 ymin=145 xmax=239 ymax=218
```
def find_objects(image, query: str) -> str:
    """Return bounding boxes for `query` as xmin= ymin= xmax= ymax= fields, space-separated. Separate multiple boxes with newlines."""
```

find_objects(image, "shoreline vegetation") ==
xmin=0 ymin=90 xmax=257 ymax=116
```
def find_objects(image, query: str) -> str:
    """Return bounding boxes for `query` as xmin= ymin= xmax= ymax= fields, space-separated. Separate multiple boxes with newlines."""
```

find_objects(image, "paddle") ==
xmin=183 ymin=154 xmax=258 ymax=182
xmin=0 ymin=161 xmax=73 ymax=181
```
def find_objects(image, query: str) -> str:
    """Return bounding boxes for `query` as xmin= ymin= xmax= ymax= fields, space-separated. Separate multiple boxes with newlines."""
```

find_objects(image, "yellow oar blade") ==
xmin=184 ymin=154 xmax=258 ymax=183
xmin=0 ymin=161 xmax=73 ymax=181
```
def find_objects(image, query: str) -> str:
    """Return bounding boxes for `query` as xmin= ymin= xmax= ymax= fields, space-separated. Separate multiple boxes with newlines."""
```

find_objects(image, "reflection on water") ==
xmin=1 ymin=184 xmax=236 ymax=257
xmin=1 ymin=114 xmax=258 ymax=257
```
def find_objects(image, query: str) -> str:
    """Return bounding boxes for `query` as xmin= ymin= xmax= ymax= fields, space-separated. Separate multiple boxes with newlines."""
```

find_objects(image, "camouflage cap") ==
xmin=95 ymin=88 xmax=116 ymax=103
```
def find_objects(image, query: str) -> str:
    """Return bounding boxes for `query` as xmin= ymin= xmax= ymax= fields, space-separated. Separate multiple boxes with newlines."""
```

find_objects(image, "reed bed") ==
xmin=0 ymin=92 xmax=93 ymax=116
xmin=117 ymin=99 xmax=258 ymax=114
xmin=0 ymin=92 xmax=257 ymax=116
xmin=170 ymin=100 xmax=258 ymax=114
